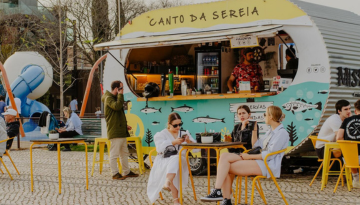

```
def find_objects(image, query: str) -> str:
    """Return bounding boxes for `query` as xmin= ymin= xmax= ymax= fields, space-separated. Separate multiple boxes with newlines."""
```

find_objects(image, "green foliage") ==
xmin=49 ymin=130 xmax=57 ymax=134
xmin=37 ymin=91 xmax=51 ymax=107
xmin=0 ymin=44 xmax=16 ymax=63
xmin=71 ymin=144 xmax=107 ymax=152
xmin=200 ymin=132 xmax=215 ymax=137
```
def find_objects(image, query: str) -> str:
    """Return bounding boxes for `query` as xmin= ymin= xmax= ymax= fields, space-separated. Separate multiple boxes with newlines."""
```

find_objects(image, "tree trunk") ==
xmin=115 ymin=0 xmax=119 ymax=35
xmin=59 ymin=0 xmax=64 ymax=119
xmin=120 ymin=0 xmax=125 ymax=29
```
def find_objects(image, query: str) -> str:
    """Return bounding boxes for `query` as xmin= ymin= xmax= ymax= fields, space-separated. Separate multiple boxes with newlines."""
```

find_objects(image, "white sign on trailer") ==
xmin=230 ymin=102 xmax=273 ymax=113
xmin=230 ymin=35 xmax=259 ymax=48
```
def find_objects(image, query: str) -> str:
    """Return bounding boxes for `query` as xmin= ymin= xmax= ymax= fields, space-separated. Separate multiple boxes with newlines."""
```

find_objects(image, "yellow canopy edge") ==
xmin=121 ymin=0 xmax=306 ymax=36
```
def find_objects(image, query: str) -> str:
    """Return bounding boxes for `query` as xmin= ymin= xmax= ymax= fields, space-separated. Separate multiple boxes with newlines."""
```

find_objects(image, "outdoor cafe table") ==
xmin=321 ymin=142 xmax=341 ymax=190
xmin=178 ymin=141 xmax=246 ymax=205
xmin=29 ymin=138 xmax=88 ymax=194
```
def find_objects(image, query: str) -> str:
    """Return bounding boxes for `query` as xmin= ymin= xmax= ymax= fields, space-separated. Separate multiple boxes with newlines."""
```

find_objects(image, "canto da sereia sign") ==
xmin=120 ymin=0 xmax=307 ymax=36
xmin=149 ymin=7 xmax=260 ymax=26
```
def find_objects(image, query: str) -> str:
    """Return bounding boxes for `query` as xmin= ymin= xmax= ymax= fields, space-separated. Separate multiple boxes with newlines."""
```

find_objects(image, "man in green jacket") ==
xmin=101 ymin=80 xmax=139 ymax=180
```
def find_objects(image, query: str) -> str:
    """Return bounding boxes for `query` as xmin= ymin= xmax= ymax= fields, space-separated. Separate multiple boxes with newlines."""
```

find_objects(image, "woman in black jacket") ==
xmin=228 ymin=105 xmax=259 ymax=154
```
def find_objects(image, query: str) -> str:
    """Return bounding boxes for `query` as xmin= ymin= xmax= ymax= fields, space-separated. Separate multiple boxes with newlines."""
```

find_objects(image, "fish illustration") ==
xmin=141 ymin=106 xmax=162 ymax=114
xmin=282 ymin=98 xmax=322 ymax=115
xmin=304 ymin=118 xmax=313 ymax=121
xmin=192 ymin=115 xmax=225 ymax=124
xmin=152 ymin=121 xmax=160 ymax=125
xmin=318 ymin=90 xmax=329 ymax=94
xmin=171 ymin=104 xmax=194 ymax=113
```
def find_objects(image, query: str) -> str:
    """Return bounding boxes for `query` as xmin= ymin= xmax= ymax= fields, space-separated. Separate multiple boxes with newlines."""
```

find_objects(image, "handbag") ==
xmin=247 ymin=146 xmax=262 ymax=154
xmin=163 ymin=145 xmax=178 ymax=158
xmin=247 ymin=127 xmax=284 ymax=155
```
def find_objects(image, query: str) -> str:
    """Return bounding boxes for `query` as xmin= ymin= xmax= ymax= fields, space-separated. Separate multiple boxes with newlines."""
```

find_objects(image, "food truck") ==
xmin=91 ymin=0 xmax=360 ymax=166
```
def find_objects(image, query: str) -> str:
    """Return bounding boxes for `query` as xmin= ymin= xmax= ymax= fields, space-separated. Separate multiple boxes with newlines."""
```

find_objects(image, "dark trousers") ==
xmin=59 ymin=131 xmax=79 ymax=149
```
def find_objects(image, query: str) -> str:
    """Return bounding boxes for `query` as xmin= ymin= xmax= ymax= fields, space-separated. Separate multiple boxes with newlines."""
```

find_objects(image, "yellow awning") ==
xmin=94 ymin=25 xmax=282 ymax=51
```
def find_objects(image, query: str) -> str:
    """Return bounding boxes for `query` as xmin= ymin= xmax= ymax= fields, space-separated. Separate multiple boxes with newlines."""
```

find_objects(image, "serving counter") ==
xmin=137 ymin=92 xmax=276 ymax=101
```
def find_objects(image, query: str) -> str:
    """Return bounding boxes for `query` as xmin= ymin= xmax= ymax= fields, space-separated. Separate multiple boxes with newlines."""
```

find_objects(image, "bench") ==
xmin=74 ymin=118 xmax=101 ymax=142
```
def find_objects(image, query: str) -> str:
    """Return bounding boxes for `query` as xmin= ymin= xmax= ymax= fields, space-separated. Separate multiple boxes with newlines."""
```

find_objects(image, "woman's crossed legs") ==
xmin=215 ymin=153 xmax=262 ymax=199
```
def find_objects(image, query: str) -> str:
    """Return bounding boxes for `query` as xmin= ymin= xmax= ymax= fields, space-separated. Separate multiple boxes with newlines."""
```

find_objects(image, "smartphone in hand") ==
xmin=180 ymin=130 xmax=187 ymax=139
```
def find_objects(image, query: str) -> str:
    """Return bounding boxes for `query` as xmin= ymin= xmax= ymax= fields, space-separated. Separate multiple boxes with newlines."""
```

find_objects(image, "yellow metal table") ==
xmin=321 ymin=142 xmax=340 ymax=190
xmin=30 ymin=138 xmax=88 ymax=194
xmin=178 ymin=141 xmax=246 ymax=205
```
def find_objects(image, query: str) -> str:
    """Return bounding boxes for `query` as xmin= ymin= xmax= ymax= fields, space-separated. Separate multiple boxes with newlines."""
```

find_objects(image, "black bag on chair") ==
xmin=247 ymin=146 xmax=262 ymax=154
xmin=163 ymin=145 xmax=178 ymax=158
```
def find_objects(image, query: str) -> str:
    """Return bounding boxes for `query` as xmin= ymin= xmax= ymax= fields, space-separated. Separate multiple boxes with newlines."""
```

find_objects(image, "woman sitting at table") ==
xmin=201 ymin=106 xmax=289 ymax=205
xmin=228 ymin=105 xmax=259 ymax=154
xmin=54 ymin=107 xmax=83 ymax=151
xmin=147 ymin=112 xmax=197 ymax=205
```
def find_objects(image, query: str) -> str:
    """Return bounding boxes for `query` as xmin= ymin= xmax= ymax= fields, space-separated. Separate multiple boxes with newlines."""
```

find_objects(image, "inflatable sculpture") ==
xmin=3 ymin=52 xmax=56 ymax=132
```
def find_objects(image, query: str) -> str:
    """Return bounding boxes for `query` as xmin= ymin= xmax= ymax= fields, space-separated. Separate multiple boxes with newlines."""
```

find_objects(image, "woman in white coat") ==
xmin=147 ymin=112 xmax=197 ymax=205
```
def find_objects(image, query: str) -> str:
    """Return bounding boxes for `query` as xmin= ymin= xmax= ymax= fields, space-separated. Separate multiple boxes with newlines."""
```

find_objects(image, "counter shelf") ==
xmin=136 ymin=92 xmax=276 ymax=101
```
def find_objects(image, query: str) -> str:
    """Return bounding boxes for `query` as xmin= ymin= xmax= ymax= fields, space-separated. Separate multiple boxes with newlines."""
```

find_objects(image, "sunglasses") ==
xmin=171 ymin=122 xmax=183 ymax=128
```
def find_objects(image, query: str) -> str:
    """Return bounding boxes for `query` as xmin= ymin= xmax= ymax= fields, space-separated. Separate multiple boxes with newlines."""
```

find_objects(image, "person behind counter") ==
xmin=147 ymin=112 xmax=198 ymax=205
xmin=201 ymin=106 xmax=289 ymax=205
xmin=285 ymin=45 xmax=299 ymax=70
xmin=227 ymin=48 xmax=263 ymax=92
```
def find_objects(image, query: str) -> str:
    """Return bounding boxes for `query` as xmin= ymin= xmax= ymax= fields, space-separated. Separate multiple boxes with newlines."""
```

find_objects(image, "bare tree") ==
xmin=0 ymin=13 xmax=39 ymax=62
xmin=148 ymin=0 xmax=184 ymax=9
xmin=22 ymin=2 xmax=75 ymax=117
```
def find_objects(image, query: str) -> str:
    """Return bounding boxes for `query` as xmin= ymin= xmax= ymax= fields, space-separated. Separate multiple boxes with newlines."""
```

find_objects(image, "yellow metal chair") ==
xmin=308 ymin=136 xmax=343 ymax=186
xmin=91 ymin=137 xmax=144 ymax=176
xmin=234 ymin=149 xmax=261 ymax=205
xmin=0 ymin=137 xmax=20 ymax=180
xmin=234 ymin=149 xmax=288 ymax=205
xmin=91 ymin=138 xmax=112 ymax=176
xmin=149 ymin=148 xmax=164 ymax=203
xmin=124 ymin=136 xmax=145 ymax=174
xmin=334 ymin=140 xmax=360 ymax=193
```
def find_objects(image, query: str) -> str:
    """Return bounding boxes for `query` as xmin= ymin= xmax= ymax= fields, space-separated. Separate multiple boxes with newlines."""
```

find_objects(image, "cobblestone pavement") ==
xmin=1 ymin=149 xmax=360 ymax=205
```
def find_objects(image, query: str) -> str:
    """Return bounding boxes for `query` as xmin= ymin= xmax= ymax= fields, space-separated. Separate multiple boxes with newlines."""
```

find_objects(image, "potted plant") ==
xmin=200 ymin=131 xmax=215 ymax=143
xmin=49 ymin=130 xmax=59 ymax=140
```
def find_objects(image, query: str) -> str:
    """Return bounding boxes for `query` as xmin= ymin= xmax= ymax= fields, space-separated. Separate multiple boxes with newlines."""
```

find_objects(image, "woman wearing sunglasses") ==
xmin=147 ymin=112 xmax=197 ymax=205
xmin=201 ymin=106 xmax=289 ymax=205
xmin=228 ymin=105 xmax=259 ymax=154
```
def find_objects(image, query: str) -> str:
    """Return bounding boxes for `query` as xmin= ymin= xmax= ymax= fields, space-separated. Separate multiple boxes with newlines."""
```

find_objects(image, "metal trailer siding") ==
xmin=287 ymin=0 xmax=360 ymax=155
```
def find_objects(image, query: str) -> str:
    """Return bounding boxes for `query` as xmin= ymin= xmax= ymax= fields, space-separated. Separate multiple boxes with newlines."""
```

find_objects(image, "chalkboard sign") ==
xmin=230 ymin=35 xmax=259 ymax=48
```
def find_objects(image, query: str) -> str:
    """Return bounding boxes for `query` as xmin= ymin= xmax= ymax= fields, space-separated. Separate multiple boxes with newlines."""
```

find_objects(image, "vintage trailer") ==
xmin=91 ymin=0 xmax=360 ymax=159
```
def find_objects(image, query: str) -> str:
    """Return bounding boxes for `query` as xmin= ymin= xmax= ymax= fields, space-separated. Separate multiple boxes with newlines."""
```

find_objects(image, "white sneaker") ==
xmin=352 ymin=180 xmax=360 ymax=189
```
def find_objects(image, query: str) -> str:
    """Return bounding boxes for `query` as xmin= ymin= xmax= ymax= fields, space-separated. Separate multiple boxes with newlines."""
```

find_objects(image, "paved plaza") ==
xmin=1 ymin=148 xmax=360 ymax=205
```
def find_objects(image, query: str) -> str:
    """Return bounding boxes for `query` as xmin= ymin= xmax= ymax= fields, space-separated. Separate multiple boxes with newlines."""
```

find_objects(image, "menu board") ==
xmin=239 ymin=81 xmax=251 ymax=93
xmin=230 ymin=35 xmax=259 ymax=48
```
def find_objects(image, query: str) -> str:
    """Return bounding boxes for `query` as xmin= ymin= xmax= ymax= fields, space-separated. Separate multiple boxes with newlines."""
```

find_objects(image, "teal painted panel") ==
xmin=124 ymin=82 xmax=329 ymax=148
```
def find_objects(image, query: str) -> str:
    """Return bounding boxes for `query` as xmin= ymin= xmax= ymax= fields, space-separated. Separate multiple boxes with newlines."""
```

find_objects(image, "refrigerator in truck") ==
xmin=195 ymin=48 xmax=221 ymax=94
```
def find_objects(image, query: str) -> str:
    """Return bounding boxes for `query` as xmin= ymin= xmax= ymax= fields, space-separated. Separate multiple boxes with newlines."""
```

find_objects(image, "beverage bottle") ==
xmin=216 ymin=56 xmax=219 ymax=65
